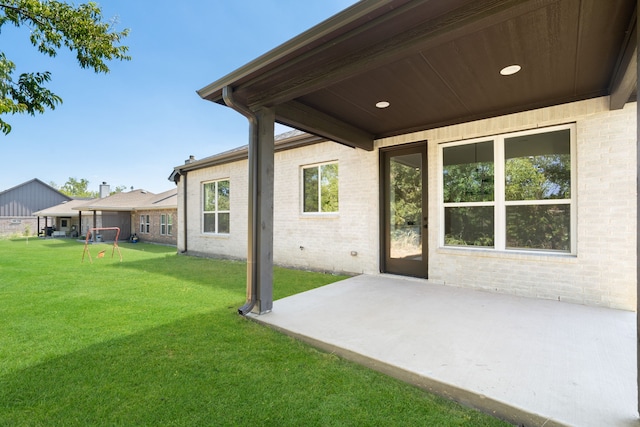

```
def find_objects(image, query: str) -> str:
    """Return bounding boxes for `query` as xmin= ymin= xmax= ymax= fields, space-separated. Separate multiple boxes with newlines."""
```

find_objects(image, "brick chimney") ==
xmin=99 ymin=182 xmax=110 ymax=198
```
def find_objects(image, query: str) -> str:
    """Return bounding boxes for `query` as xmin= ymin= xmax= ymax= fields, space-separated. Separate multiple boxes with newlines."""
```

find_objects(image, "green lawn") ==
xmin=0 ymin=238 xmax=508 ymax=426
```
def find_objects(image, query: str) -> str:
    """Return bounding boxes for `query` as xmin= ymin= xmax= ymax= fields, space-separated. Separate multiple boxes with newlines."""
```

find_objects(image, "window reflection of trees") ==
xmin=390 ymin=155 xmax=422 ymax=259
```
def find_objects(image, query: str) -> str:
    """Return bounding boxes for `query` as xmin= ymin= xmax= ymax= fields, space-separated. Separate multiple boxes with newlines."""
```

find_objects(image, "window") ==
xmin=203 ymin=180 xmax=230 ymax=234
xmin=160 ymin=214 xmax=173 ymax=235
xmin=443 ymin=140 xmax=495 ymax=247
xmin=441 ymin=125 xmax=574 ymax=253
xmin=302 ymin=162 xmax=339 ymax=213
xmin=140 ymin=215 xmax=150 ymax=234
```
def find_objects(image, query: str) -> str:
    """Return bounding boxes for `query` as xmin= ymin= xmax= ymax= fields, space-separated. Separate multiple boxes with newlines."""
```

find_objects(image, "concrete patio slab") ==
xmin=249 ymin=274 xmax=639 ymax=427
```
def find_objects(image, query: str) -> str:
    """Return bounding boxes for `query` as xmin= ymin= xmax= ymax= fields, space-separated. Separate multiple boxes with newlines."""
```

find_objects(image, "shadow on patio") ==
xmin=250 ymin=275 xmax=638 ymax=427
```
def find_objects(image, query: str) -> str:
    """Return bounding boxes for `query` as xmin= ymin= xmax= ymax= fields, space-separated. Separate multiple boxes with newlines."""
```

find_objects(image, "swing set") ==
xmin=82 ymin=227 xmax=123 ymax=263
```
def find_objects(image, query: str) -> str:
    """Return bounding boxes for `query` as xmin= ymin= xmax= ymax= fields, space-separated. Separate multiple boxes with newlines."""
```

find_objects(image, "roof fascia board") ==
xmin=174 ymin=132 xmax=327 ymax=173
xmin=610 ymin=6 xmax=637 ymax=110
xmin=196 ymin=0 xmax=399 ymax=102
xmin=134 ymin=206 xmax=177 ymax=211
xmin=74 ymin=207 xmax=136 ymax=211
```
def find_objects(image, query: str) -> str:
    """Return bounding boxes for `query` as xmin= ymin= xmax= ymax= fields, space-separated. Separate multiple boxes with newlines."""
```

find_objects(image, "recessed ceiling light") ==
xmin=376 ymin=101 xmax=390 ymax=109
xmin=500 ymin=65 xmax=521 ymax=76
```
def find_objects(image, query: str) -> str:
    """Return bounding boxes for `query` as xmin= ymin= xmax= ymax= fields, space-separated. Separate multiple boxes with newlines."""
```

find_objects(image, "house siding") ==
xmin=0 ymin=179 xmax=71 ymax=236
xmin=183 ymin=163 xmax=248 ymax=259
xmin=273 ymin=143 xmax=379 ymax=274
xmin=80 ymin=213 xmax=103 ymax=237
xmin=0 ymin=217 xmax=39 ymax=237
xmin=381 ymin=97 xmax=636 ymax=310
xmin=134 ymin=209 xmax=177 ymax=246
xmin=180 ymin=96 xmax=636 ymax=310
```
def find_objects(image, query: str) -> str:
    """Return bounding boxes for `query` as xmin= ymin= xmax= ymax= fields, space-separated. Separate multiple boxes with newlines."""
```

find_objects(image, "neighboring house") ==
xmin=0 ymin=178 xmax=72 ymax=237
xmin=172 ymin=0 xmax=638 ymax=316
xmin=32 ymin=182 xmax=116 ymax=238
xmin=133 ymin=189 xmax=178 ymax=246
xmin=33 ymin=198 xmax=98 ymax=238
xmin=76 ymin=188 xmax=177 ymax=245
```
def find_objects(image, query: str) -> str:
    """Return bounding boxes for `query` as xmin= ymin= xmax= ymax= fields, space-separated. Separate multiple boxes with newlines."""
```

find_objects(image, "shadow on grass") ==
xmin=16 ymin=239 xmax=345 ymax=300
xmin=110 ymin=251 xmax=247 ymax=293
xmin=27 ymin=239 xmax=176 ymax=254
xmin=0 ymin=307 xmax=506 ymax=427
xmin=106 ymin=248 xmax=348 ymax=301
xmin=117 ymin=242 xmax=179 ymax=254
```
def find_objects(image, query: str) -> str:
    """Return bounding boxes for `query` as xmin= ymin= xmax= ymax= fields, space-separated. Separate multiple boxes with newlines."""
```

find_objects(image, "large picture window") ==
xmin=203 ymin=180 xmax=230 ymax=234
xmin=302 ymin=162 xmax=339 ymax=213
xmin=441 ymin=125 xmax=575 ymax=253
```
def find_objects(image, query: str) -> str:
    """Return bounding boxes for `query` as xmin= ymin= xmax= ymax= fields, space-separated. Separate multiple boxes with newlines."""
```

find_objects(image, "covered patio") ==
xmin=196 ymin=0 xmax=639 ymax=424
xmin=250 ymin=275 xmax=637 ymax=427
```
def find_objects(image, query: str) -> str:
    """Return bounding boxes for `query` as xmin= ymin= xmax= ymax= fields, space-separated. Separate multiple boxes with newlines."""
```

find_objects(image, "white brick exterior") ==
xmin=273 ymin=143 xmax=379 ymax=274
xmin=179 ymin=97 xmax=637 ymax=310
xmin=180 ymin=161 xmax=249 ymax=260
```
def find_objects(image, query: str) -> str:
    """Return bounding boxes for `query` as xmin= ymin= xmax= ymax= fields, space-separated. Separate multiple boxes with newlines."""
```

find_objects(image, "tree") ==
xmin=53 ymin=177 xmax=97 ymax=198
xmin=110 ymin=185 xmax=128 ymax=194
xmin=0 ymin=1 xmax=130 ymax=134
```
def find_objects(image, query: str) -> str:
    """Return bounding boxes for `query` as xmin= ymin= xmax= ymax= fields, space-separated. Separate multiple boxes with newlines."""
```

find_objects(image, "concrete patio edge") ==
xmin=247 ymin=314 xmax=568 ymax=427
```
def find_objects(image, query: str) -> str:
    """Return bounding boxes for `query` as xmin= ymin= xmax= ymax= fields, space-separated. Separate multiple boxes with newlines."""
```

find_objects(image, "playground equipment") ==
xmin=82 ymin=227 xmax=123 ymax=263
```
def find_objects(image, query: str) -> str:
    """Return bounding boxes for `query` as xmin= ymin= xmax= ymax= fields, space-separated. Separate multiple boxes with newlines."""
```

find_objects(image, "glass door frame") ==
xmin=379 ymin=141 xmax=428 ymax=278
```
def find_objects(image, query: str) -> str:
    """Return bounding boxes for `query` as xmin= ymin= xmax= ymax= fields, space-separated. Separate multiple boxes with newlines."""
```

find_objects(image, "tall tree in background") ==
xmin=50 ymin=179 xmax=129 ymax=197
xmin=52 ymin=177 xmax=96 ymax=198
xmin=0 ymin=0 xmax=130 ymax=134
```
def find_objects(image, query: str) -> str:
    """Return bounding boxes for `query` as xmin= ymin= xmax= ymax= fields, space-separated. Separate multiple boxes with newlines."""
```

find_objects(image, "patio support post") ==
xmin=222 ymin=86 xmax=274 ymax=315
xmin=251 ymin=107 xmax=275 ymax=314
xmin=93 ymin=211 xmax=97 ymax=242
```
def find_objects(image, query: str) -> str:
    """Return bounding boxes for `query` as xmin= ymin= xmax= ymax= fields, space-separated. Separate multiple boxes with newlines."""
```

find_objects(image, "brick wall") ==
xmin=380 ymin=97 xmax=637 ymax=310
xmin=184 ymin=162 xmax=249 ymax=259
xmin=181 ymin=96 xmax=637 ymax=310
xmin=134 ymin=209 xmax=178 ymax=246
xmin=0 ymin=217 xmax=38 ymax=236
xmin=273 ymin=142 xmax=379 ymax=274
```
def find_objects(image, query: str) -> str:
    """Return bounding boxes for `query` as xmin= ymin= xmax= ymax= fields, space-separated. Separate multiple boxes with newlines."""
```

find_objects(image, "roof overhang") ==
xmin=198 ymin=0 xmax=637 ymax=151
xmin=73 ymin=206 xmax=135 ymax=212
xmin=170 ymin=131 xmax=326 ymax=181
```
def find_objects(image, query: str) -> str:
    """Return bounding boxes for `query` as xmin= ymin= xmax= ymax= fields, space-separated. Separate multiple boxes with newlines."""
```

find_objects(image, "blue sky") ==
xmin=1 ymin=1 xmax=357 ymax=194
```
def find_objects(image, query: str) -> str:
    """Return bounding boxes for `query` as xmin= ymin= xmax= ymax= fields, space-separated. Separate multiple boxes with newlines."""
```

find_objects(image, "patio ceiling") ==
xmin=198 ymin=0 xmax=637 ymax=151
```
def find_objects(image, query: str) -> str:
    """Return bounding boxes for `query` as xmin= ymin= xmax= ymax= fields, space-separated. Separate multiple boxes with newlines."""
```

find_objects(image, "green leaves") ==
xmin=303 ymin=163 xmax=339 ymax=213
xmin=0 ymin=52 xmax=62 ymax=133
xmin=0 ymin=1 xmax=130 ymax=133
xmin=51 ymin=177 xmax=98 ymax=197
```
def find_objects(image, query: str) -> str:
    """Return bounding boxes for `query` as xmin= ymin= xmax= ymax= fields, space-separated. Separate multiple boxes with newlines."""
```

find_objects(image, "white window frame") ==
xmin=161 ymin=214 xmax=171 ymax=235
xmin=140 ymin=215 xmax=150 ymax=234
xmin=202 ymin=179 xmax=230 ymax=235
xmin=300 ymin=161 xmax=339 ymax=215
xmin=439 ymin=123 xmax=577 ymax=254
